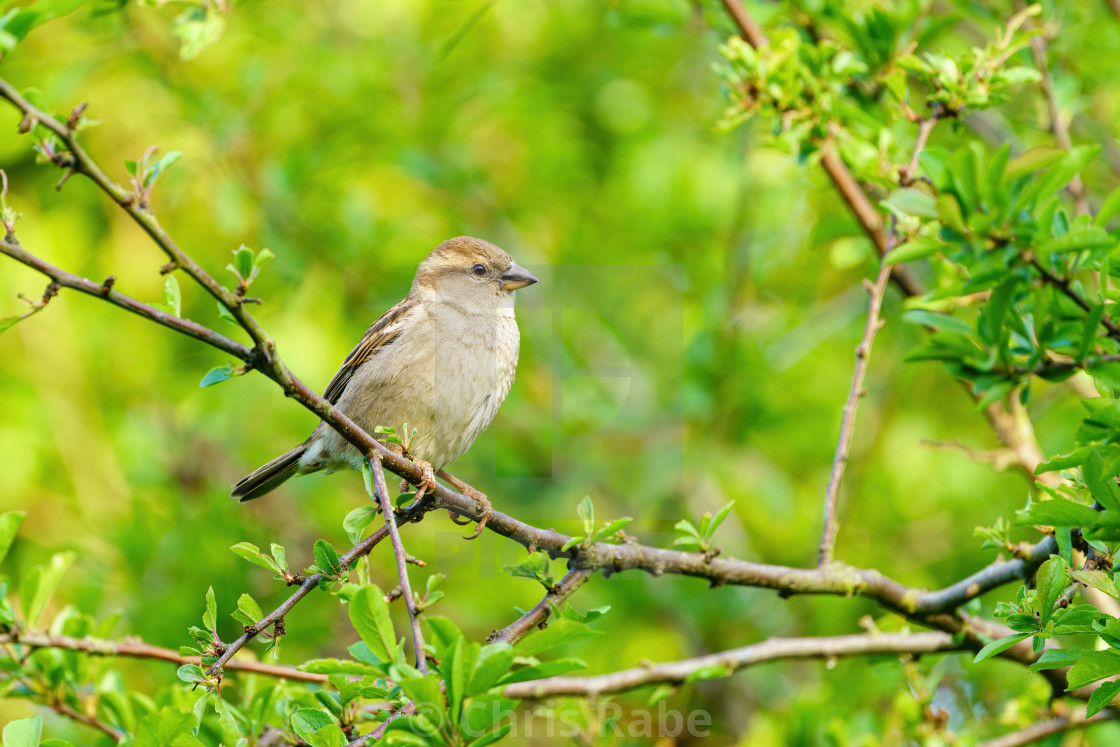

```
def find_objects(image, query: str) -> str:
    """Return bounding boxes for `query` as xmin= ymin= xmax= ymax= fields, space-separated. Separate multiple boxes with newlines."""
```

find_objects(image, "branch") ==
xmin=52 ymin=700 xmax=125 ymax=743
xmin=501 ymin=631 xmax=958 ymax=698
xmin=0 ymin=631 xmax=327 ymax=683
xmin=489 ymin=567 xmax=593 ymax=645
xmin=978 ymin=707 xmax=1115 ymax=747
xmin=368 ymin=455 xmax=427 ymax=673
xmin=0 ymin=238 xmax=252 ymax=361
xmin=1027 ymin=27 xmax=1089 ymax=216
xmin=205 ymin=496 xmax=433 ymax=678
xmin=818 ymin=261 xmax=892 ymax=566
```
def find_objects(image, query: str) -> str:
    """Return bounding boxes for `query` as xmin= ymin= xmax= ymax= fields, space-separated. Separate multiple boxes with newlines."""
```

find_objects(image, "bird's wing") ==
xmin=322 ymin=298 xmax=415 ymax=405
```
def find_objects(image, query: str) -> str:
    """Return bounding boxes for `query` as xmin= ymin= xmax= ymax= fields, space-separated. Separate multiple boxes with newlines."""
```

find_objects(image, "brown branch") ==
xmin=368 ymin=455 xmax=427 ymax=673
xmin=0 ymin=238 xmax=252 ymax=361
xmin=502 ymin=631 xmax=959 ymax=698
xmin=52 ymin=700 xmax=125 ymax=743
xmin=0 ymin=631 xmax=327 ymax=683
xmin=1027 ymin=27 xmax=1089 ymax=216
xmin=978 ymin=708 xmax=1115 ymax=747
xmin=818 ymin=261 xmax=892 ymax=566
xmin=489 ymin=567 xmax=594 ymax=645
xmin=206 ymin=496 xmax=434 ymax=678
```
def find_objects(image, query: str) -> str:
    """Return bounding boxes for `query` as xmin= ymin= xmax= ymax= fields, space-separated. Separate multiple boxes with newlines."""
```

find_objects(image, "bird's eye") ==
xmin=471 ymin=264 xmax=486 ymax=276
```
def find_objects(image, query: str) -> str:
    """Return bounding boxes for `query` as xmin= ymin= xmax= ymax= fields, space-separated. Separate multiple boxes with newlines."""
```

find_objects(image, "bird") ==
xmin=230 ymin=236 xmax=539 ymax=538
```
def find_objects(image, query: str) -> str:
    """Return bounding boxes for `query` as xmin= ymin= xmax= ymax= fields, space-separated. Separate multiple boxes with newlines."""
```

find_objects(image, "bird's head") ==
xmin=413 ymin=236 xmax=539 ymax=304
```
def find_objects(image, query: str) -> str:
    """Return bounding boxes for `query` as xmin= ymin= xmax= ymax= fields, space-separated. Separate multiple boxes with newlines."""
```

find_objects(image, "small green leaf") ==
xmin=576 ymin=496 xmax=594 ymax=535
xmin=163 ymin=273 xmax=181 ymax=317
xmin=177 ymin=663 xmax=205 ymax=683
xmin=204 ymin=586 xmax=217 ymax=633
xmin=253 ymin=247 xmax=276 ymax=269
xmin=0 ymin=511 xmax=25 ymax=565
xmin=199 ymin=365 xmax=234 ymax=387
xmin=313 ymin=539 xmax=342 ymax=576
xmin=20 ymin=551 xmax=75 ymax=628
xmin=973 ymin=632 xmax=1030 ymax=662
xmin=1035 ymin=556 xmax=1072 ymax=625
xmin=343 ymin=506 xmax=377 ymax=537
xmin=230 ymin=542 xmax=280 ymax=572
xmin=234 ymin=245 xmax=254 ymax=279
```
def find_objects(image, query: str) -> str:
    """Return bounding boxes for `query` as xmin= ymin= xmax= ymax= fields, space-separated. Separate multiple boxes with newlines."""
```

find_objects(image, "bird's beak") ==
xmin=500 ymin=263 xmax=540 ymax=291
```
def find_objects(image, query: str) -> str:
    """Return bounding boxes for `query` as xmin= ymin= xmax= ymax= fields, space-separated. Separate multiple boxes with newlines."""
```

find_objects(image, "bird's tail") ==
xmin=231 ymin=443 xmax=307 ymax=503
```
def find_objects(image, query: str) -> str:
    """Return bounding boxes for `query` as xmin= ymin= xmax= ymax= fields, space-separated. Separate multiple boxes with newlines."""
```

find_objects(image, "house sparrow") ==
xmin=231 ymin=236 xmax=539 ymax=537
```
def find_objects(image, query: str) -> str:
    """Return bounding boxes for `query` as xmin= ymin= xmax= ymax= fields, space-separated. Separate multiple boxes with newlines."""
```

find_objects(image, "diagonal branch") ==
xmin=368 ymin=454 xmax=427 ymax=673
xmin=817 ymin=261 xmax=893 ymax=567
xmin=978 ymin=707 xmax=1115 ymax=747
xmin=489 ymin=567 xmax=594 ymax=645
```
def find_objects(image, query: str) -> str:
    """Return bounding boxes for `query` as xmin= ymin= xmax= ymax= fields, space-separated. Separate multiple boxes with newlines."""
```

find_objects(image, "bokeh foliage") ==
xmin=2 ymin=0 xmax=1120 ymax=744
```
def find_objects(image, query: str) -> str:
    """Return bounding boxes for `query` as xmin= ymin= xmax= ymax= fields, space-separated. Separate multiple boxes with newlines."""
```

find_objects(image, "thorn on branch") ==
xmin=160 ymin=260 xmax=179 ymax=275
xmin=99 ymin=275 xmax=116 ymax=294
xmin=17 ymin=114 xmax=34 ymax=134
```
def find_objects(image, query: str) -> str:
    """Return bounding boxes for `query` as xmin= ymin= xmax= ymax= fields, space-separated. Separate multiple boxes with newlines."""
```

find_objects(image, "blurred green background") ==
xmin=1 ymin=0 xmax=1119 ymax=743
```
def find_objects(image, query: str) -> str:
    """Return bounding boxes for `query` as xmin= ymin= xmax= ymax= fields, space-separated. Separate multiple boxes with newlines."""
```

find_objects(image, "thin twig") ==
xmin=502 ymin=631 xmax=958 ymax=698
xmin=0 ymin=631 xmax=326 ymax=683
xmin=368 ymin=455 xmax=428 ymax=674
xmin=818 ymin=260 xmax=893 ymax=566
xmin=52 ymin=700 xmax=125 ymax=742
xmin=206 ymin=496 xmax=433 ymax=678
xmin=1027 ymin=25 xmax=1090 ymax=216
xmin=490 ymin=567 xmax=593 ymax=645
xmin=978 ymin=708 xmax=1115 ymax=747
xmin=1030 ymin=258 xmax=1120 ymax=341
xmin=900 ymin=114 xmax=941 ymax=186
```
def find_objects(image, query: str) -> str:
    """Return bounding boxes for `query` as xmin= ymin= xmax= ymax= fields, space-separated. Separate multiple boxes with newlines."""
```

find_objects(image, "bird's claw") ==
xmin=412 ymin=460 xmax=437 ymax=501
xmin=461 ymin=493 xmax=493 ymax=540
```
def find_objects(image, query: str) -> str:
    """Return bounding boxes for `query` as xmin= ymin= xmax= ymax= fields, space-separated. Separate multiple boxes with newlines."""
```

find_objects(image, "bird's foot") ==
xmin=438 ymin=469 xmax=492 ymax=540
xmin=408 ymin=459 xmax=438 ymax=503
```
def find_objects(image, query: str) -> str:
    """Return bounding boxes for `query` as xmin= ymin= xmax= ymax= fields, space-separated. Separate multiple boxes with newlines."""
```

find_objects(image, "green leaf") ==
xmin=313 ymin=539 xmax=342 ymax=576
xmin=1067 ymin=649 xmax=1120 ymax=690
xmin=589 ymin=518 xmax=633 ymax=545
xmin=886 ymin=187 xmax=938 ymax=218
xmin=343 ymin=506 xmax=378 ymax=537
xmin=163 ymin=273 xmax=181 ymax=317
xmin=1076 ymin=569 xmax=1120 ymax=600
xmin=973 ymin=632 xmax=1030 ymax=663
xmin=1005 ymin=146 xmax=1065 ymax=180
xmin=235 ymin=593 xmax=263 ymax=626
xmin=1029 ymin=647 xmax=1089 ymax=671
xmin=1 ymin=716 xmax=41 ymax=747
xmin=1083 ymin=449 xmax=1120 ymax=512
xmin=1088 ymin=679 xmax=1120 ymax=717
xmin=1015 ymin=498 xmax=1101 ymax=527
xmin=576 ymin=495 xmax=594 ymax=535
xmin=1094 ymin=186 xmax=1120 ymax=228
xmin=204 ymin=586 xmax=217 ymax=633
xmin=1043 ymin=227 xmax=1117 ymax=254
xmin=177 ymin=663 xmax=205 ymax=683
xmin=20 ymin=551 xmax=75 ymax=628
xmin=468 ymin=643 xmax=515 ymax=696
xmin=233 ymin=245 xmax=254 ymax=279
xmin=253 ymin=247 xmax=276 ymax=269
xmin=230 ymin=542 xmax=280 ymax=572
xmin=0 ymin=511 xmax=25 ymax=565
xmin=199 ymin=365 xmax=233 ymax=387
xmin=1035 ymin=556 xmax=1071 ymax=625
xmin=498 ymin=657 xmax=588 ymax=684
xmin=348 ymin=585 xmax=397 ymax=663
xmin=291 ymin=708 xmax=340 ymax=746
xmin=134 ymin=708 xmax=204 ymax=747
xmin=515 ymin=618 xmax=604 ymax=657
xmin=885 ymin=238 xmax=944 ymax=265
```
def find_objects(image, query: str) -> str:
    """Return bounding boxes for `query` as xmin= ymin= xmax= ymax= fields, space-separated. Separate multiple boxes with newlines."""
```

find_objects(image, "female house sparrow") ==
xmin=231 ymin=236 xmax=539 ymax=536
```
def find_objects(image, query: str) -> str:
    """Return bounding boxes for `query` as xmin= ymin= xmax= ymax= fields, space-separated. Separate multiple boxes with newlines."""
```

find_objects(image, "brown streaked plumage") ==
xmin=230 ymin=237 xmax=539 ymax=533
